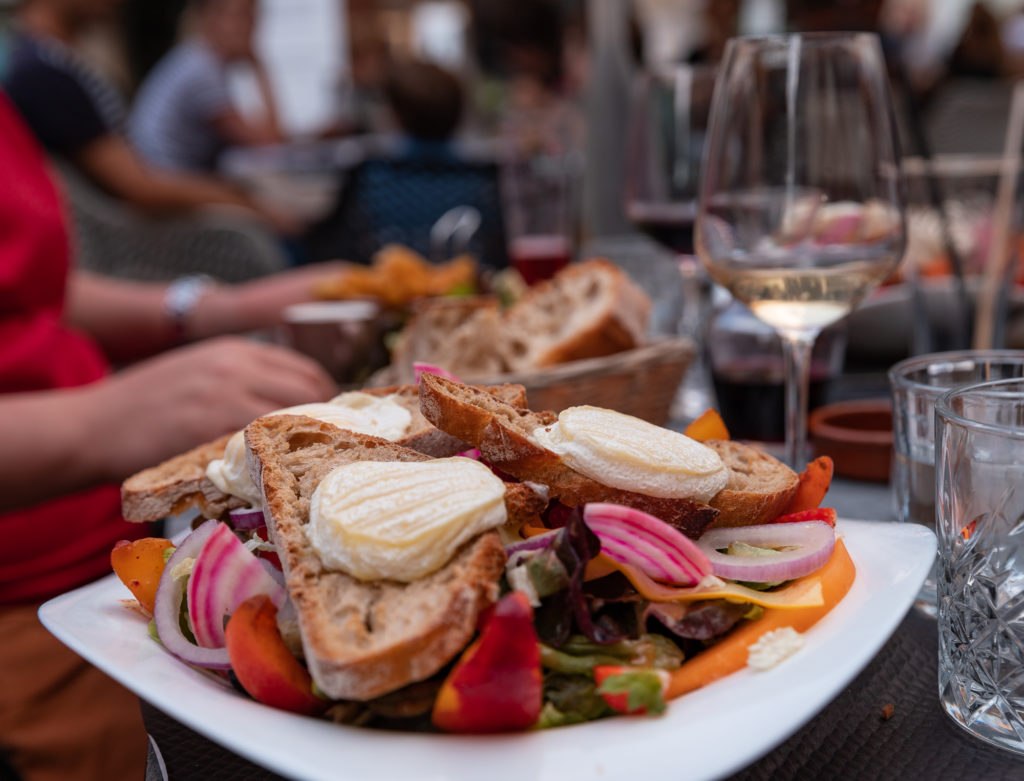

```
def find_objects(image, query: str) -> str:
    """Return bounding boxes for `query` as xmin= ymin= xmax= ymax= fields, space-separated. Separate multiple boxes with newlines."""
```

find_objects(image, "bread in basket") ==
xmin=372 ymin=259 xmax=693 ymax=424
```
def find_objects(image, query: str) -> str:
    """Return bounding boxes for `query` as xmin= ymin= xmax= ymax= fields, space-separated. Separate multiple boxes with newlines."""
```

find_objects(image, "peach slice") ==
xmin=432 ymin=591 xmax=542 ymax=733
xmin=110 ymin=537 xmax=174 ymax=614
xmin=225 ymin=595 xmax=327 ymax=716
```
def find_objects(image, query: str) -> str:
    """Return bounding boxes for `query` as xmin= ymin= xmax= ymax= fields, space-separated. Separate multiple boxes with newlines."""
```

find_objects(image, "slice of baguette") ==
xmin=374 ymin=259 xmax=652 ymax=384
xmin=245 ymin=414 xmax=521 ymax=700
xmin=704 ymin=440 xmax=800 ymax=527
xmin=418 ymin=374 xmax=723 ymax=538
xmin=120 ymin=433 xmax=247 ymax=522
xmin=120 ymin=383 xmax=528 ymax=523
xmin=502 ymin=258 xmax=652 ymax=370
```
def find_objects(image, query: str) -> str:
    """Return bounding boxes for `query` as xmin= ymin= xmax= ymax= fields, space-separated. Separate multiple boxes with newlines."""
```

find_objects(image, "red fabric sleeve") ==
xmin=0 ymin=92 xmax=147 ymax=604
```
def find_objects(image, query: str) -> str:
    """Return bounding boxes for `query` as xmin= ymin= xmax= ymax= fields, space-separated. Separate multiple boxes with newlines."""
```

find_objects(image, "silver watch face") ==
xmin=165 ymin=274 xmax=214 ymax=322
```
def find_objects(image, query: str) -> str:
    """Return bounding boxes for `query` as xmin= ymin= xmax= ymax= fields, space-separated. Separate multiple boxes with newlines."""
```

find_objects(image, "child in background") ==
xmin=384 ymin=58 xmax=464 ymax=160
xmin=130 ymin=0 xmax=284 ymax=173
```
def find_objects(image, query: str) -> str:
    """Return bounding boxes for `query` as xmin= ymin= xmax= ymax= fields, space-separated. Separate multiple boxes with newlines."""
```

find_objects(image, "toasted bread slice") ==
xmin=245 ymin=414 xmax=524 ymax=700
xmin=419 ymin=374 xmax=724 ymax=538
xmin=120 ymin=383 xmax=528 ymax=522
xmin=385 ymin=296 xmax=510 ymax=384
xmin=502 ymin=258 xmax=651 ymax=370
xmin=704 ymin=440 xmax=799 ymax=527
xmin=374 ymin=259 xmax=652 ymax=384
xmin=120 ymin=433 xmax=246 ymax=522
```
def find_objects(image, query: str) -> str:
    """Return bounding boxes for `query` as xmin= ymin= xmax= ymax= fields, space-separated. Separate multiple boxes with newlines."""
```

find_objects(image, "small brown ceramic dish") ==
xmin=809 ymin=399 xmax=893 ymax=483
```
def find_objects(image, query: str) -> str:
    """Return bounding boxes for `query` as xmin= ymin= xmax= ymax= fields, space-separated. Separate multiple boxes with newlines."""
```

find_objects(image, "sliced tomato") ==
xmin=768 ymin=507 xmax=837 ymax=527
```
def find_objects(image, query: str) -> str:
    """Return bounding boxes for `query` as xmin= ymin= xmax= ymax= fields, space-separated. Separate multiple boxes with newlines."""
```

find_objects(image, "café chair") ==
xmin=302 ymin=156 xmax=508 ymax=268
xmin=54 ymin=159 xmax=288 ymax=283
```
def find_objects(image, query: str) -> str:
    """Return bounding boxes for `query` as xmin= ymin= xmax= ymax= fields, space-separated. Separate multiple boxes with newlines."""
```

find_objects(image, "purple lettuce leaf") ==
xmin=533 ymin=508 xmax=632 ymax=647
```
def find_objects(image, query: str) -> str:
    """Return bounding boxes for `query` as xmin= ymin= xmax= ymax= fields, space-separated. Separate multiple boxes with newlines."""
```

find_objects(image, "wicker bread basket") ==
xmin=468 ymin=337 xmax=695 ymax=425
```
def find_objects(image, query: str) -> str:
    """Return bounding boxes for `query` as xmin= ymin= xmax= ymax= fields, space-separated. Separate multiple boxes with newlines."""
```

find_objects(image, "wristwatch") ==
xmin=164 ymin=273 xmax=215 ymax=341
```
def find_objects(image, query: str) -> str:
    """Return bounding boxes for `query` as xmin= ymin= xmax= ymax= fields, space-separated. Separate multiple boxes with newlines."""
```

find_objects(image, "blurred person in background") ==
xmin=470 ymin=0 xmax=582 ymax=156
xmin=385 ymin=58 xmax=464 ymax=160
xmin=0 ymin=89 xmax=340 ymax=781
xmin=2 ymin=0 xmax=293 ymax=231
xmin=344 ymin=26 xmax=392 ymax=134
xmin=472 ymin=0 xmax=563 ymax=110
xmin=130 ymin=0 xmax=284 ymax=174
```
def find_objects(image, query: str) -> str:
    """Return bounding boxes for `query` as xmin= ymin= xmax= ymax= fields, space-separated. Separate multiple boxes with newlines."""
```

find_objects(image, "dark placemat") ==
xmin=728 ymin=609 xmax=1023 ymax=781
xmin=141 ymin=700 xmax=287 ymax=781
xmin=142 ymin=611 xmax=1024 ymax=780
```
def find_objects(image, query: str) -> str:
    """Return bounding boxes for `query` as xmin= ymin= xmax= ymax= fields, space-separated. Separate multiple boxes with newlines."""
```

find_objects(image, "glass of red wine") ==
xmin=625 ymin=64 xmax=719 ymax=419
xmin=503 ymin=154 xmax=573 ymax=285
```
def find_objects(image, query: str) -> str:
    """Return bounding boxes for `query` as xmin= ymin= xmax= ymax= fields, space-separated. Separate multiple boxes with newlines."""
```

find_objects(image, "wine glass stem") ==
xmin=780 ymin=331 xmax=817 ymax=469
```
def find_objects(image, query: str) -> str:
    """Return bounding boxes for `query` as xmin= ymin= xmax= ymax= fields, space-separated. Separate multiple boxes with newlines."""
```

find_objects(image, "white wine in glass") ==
xmin=697 ymin=33 xmax=906 ymax=467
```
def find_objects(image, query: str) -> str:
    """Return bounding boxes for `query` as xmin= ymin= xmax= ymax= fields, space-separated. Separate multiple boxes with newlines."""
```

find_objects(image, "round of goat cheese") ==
xmin=307 ymin=458 xmax=507 ymax=582
xmin=532 ymin=406 xmax=728 ymax=502
xmin=205 ymin=392 xmax=413 ymax=506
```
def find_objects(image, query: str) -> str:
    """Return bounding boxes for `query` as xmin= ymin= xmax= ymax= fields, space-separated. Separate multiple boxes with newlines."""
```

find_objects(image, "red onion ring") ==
xmin=152 ymin=519 xmax=231 ymax=669
xmin=413 ymin=362 xmax=461 ymax=384
xmin=187 ymin=523 xmax=286 ymax=649
xmin=583 ymin=503 xmax=712 ymax=586
xmin=696 ymin=521 xmax=836 ymax=582
xmin=228 ymin=507 xmax=265 ymax=530
xmin=505 ymin=529 xmax=560 ymax=557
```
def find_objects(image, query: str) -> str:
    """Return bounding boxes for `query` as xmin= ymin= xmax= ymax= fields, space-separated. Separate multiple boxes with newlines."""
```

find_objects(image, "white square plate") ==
xmin=39 ymin=519 xmax=935 ymax=781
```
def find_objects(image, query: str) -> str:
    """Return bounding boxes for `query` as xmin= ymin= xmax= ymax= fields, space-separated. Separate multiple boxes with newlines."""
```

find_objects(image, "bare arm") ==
xmin=0 ymin=387 xmax=100 ymax=511
xmin=74 ymin=133 xmax=256 ymax=213
xmin=0 ymin=338 xmax=337 ymax=513
xmin=65 ymin=264 xmax=346 ymax=361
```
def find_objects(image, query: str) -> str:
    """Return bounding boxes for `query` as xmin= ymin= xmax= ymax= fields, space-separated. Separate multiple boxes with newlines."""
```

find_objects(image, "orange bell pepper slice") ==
xmin=665 ymin=537 xmax=855 ymax=699
xmin=225 ymin=595 xmax=327 ymax=716
xmin=684 ymin=409 xmax=730 ymax=442
xmin=783 ymin=456 xmax=834 ymax=514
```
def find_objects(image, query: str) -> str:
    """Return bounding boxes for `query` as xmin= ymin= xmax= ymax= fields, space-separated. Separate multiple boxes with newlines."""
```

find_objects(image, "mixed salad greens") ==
xmin=110 ymin=414 xmax=854 ymax=733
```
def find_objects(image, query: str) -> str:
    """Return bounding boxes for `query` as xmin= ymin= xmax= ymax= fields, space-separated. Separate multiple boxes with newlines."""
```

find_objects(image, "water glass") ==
xmin=936 ymin=377 xmax=1024 ymax=755
xmin=889 ymin=350 xmax=1024 ymax=613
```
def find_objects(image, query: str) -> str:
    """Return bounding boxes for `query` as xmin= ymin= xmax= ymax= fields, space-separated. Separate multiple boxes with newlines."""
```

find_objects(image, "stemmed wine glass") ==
xmin=625 ymin=64 xmax=719 ymax=419
xmin=697 ymin=33 xmax=906 ymax=467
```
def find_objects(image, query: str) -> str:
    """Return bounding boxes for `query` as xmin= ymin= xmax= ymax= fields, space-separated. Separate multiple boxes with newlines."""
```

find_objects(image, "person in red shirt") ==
xmin=0 ymin=90 xmax=341 ymax=781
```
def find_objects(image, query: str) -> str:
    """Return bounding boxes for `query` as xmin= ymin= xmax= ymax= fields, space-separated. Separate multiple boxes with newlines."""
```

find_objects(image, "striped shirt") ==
xmin=2 ymin=30 xmax=126 ymax=157
xmin=129 ymin=40 xmax=231 ymax=172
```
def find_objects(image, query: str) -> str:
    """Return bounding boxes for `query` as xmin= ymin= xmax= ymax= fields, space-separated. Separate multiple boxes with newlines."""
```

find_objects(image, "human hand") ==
xmin=80 ymin=336 xmax=337 ymax=481
xmin=192 ymin=262 xmax=348 ymax=337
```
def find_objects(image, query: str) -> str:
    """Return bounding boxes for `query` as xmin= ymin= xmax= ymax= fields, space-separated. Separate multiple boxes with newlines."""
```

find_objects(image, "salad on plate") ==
xmin=110 ymin=409 xmax=855 ymax=733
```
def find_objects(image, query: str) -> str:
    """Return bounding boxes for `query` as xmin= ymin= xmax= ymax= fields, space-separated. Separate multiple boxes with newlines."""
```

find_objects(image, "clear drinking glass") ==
xmin=625 ymin=64 xmax=718 ymax=420
xmin=697 ymin=33 xmax=906 ymax=467
xmin=889 ymin=350 xmax=1024 ymax=614
xmin=936 ymin=377 xmax=1024 ymax=755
